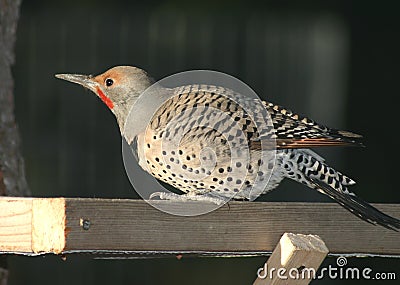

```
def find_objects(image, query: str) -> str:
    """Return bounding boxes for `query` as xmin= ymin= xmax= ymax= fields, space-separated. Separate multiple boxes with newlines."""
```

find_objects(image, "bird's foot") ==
xmin=149 ymin=191 xmax=228 ymax=205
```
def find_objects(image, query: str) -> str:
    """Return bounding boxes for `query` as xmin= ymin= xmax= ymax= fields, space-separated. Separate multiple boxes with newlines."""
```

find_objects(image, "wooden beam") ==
xmin=0 ymin=198 xmax=32 ymax=252
xmin=0 ymin=197 xmax=399 ymax=256
xmin=253 ymin=233 xmax=329 ymax=285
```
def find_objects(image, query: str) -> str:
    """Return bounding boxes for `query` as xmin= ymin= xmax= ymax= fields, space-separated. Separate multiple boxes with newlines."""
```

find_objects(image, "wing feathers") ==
xmin=264 ymin=101 xmax=364 ymax=149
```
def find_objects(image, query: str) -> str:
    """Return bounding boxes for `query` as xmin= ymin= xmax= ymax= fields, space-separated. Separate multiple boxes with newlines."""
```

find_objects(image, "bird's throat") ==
xmin=96 ymin=87 xmax=114 ymax=109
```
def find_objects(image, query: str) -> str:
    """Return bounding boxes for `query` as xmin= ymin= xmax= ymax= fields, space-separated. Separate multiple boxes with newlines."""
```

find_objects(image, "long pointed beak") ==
xmin=55 ymin=73 xmax=98 ymax=91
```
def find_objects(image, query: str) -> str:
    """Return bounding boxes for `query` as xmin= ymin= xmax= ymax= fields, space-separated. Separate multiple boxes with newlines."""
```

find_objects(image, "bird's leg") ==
xmin=149 ymin=191 xmax=228 ymax=205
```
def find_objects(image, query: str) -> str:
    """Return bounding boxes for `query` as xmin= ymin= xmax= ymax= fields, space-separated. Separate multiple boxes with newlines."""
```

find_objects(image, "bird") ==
xmin=56 ymin=66 xmax=400 ymax=230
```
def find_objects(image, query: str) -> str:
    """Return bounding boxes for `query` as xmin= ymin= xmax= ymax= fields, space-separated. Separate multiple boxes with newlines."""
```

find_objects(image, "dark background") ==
xmin=8 ymin=0 xmax=400 ymax=284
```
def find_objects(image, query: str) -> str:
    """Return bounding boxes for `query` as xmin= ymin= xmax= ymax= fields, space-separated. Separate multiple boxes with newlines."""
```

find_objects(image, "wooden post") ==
xmin=253 ymin=233 xmax=328 ymax=285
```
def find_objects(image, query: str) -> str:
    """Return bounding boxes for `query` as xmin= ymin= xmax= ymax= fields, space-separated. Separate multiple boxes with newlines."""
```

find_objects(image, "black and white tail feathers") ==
xmin=281 ymin=149 xmax=400 ymax=231
xmin=311 ymin=178 xmax=400 ymax=231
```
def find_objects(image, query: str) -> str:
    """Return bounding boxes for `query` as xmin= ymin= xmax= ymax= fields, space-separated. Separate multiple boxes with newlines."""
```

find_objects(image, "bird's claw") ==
xmin=149 ymin=191 xmax=186 ymax=201
xmin=148 ymin=191 xmax=228 ymax=205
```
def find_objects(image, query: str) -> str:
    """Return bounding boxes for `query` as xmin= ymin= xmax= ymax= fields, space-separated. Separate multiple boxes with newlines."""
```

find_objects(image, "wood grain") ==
xmin=0 ymin=198 xmax=32 ymax=252
xmin=1 ymin=197 xmax=399 ymax=256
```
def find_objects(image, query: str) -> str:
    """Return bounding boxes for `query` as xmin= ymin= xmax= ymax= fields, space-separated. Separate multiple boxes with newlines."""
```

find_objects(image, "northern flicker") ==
xmin=56 ymin=66 xmax=400 ymax=230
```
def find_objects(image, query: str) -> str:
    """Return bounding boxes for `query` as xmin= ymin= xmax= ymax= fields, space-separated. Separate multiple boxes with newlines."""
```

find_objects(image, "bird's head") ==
xmin=56 ymin=66 xmax=154 ymax=131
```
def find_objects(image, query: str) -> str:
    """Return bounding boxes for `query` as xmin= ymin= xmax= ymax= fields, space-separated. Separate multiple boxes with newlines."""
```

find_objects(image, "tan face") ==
xmin=88 ymin=69 xmax=129 ymax=110
xmin=91 ymin=69 xmax=126 ymax=90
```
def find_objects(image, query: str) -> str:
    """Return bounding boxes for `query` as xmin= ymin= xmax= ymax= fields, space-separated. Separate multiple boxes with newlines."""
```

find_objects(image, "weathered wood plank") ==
xmin=0 ymin=197 xmax=399 ymax=256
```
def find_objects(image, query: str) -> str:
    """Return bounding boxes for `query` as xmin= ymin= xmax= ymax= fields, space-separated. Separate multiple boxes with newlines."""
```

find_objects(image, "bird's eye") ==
xmin=105 ymin=78 xmax=114 ymax=87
